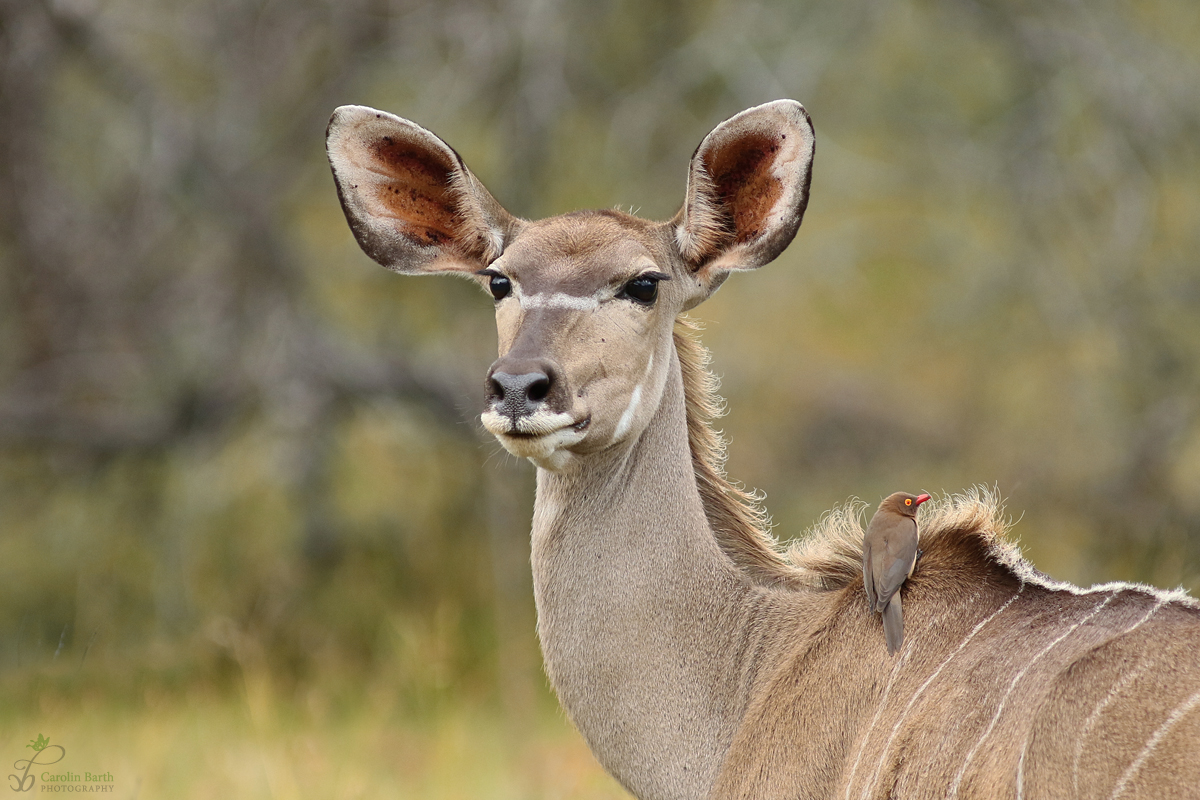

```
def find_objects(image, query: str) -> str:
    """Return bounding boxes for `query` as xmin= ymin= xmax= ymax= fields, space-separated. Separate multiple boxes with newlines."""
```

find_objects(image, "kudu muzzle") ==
xmin=486 ymin=356 xmax=561 ymax=422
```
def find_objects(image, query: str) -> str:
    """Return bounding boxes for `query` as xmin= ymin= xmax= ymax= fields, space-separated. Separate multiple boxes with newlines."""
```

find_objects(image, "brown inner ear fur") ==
xmin=704 ymin=133 xmax=784 ymax=245
xmin=368 ymin=137 xmax=462 ymax=246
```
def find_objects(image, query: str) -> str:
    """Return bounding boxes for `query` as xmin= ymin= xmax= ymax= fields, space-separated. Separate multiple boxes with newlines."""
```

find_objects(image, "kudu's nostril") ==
xmin=489 ymin=370 xmax=552 ymax=419
xmin=527 ymin=375 xmax=550 ymax=403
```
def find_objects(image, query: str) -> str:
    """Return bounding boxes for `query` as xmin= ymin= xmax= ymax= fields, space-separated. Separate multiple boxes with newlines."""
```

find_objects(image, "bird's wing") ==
xmin=874 ymin=518 xmax=919 ymax=606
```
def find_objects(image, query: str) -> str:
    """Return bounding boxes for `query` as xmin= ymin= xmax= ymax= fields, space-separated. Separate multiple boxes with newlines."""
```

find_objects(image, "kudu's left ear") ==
xmin=326 ymin=106 xmax=520 ymax=275
xmin=673 ymin=100 xmax=815 ymax=307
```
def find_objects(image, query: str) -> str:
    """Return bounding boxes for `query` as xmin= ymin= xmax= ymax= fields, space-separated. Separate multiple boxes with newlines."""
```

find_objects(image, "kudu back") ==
xmin=327 ymin=101 xmax=1200 ymax=799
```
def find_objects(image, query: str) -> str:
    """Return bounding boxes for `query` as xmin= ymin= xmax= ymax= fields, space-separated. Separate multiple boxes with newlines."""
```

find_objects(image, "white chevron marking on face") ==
xmin=614 ymin=384 xmax=643 ymax=440
xmin=613 ymin=353 xmax=654 ymax=442
xmin=519 ymin=292 xmax=601 ymax=311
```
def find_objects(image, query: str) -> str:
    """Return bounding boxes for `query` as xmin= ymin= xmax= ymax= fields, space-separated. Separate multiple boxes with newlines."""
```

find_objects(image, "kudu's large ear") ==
xmin=673 ymin=100 xmax=814 ymax=305
xmin=326 ymin=106 xmax=519 ymax=274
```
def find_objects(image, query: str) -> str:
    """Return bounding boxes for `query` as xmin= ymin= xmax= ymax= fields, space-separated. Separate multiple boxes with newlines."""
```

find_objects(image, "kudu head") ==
xmin=326 ymin=101 xmax=815 ymax=469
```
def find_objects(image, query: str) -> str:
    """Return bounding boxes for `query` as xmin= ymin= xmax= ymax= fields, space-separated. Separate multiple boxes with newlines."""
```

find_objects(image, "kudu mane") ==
xmin=673 ymin=317 xmax=794 ymax=586
xmin=675 ymin=320 xmax=1055 ymax=596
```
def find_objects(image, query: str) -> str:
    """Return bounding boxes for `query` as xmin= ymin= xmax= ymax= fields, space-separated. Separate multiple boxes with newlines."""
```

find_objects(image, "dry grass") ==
xmin=1 ymin=667 xmax=629 ymax=800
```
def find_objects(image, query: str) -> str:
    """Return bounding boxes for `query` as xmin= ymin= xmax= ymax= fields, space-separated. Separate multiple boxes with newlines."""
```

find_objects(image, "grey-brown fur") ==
xmin=327 ymin=100 xmax=1200 ymax=799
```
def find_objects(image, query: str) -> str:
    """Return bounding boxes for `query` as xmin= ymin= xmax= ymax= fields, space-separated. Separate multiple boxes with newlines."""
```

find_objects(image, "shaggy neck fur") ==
xmin=674 ymin=316 xmax=883 ymax=591
xmin=673 ymin=314 xmax=1061 ymax=593
xmin=674 ymin=318 xmax=803 ymax=589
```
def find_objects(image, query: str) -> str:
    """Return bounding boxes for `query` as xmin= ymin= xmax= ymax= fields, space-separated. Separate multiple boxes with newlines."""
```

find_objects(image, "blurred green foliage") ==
xmin=1 ymin=0 xmax=1199 ymax=793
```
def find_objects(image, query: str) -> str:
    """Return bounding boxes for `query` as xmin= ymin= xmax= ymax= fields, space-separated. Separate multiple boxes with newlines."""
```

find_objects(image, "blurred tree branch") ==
xmin=0 ymin=0 xmax=473 ymax=457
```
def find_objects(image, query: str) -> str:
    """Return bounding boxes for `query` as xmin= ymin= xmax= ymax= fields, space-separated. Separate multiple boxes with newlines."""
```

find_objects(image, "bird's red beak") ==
xmin=915 ymin=494 xmax=931 ymax=506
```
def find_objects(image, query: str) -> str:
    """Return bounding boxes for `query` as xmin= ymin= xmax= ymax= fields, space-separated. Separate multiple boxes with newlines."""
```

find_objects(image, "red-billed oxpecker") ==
xmin=863 ymin=491 xmax=931 ymax=655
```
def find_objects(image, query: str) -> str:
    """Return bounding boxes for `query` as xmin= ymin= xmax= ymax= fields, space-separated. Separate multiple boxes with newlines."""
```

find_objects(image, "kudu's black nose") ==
xmin=487 ymin=363 xmax=554 ymax=420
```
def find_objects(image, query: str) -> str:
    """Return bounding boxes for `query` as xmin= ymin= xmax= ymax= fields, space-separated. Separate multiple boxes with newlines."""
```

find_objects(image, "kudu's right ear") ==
xmin=326 ymin=106 xmax=520 ymax=274
xmin=673 ymin=100 xmax=815 ymax=306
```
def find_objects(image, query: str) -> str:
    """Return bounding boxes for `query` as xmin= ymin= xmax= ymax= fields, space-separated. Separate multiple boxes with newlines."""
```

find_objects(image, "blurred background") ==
xmin=2 ymin=0 xmax=1199 ymax=795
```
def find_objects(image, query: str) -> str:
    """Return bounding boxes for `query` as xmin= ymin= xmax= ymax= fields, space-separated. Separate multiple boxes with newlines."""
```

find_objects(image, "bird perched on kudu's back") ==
xmin=863 ymin=492 xmax=931 ymax=655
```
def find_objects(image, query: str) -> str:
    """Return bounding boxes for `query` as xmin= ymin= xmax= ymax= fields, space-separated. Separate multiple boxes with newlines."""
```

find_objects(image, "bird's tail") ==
xmin=883 ymin=594 xmax=904 ymax=655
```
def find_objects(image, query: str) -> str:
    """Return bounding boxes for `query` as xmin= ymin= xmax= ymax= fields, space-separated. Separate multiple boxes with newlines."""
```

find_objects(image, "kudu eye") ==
xmin=488 ymin=274 xmax=512 ymax=301
xmin=621 ymin=275 xmax=660 ymax=305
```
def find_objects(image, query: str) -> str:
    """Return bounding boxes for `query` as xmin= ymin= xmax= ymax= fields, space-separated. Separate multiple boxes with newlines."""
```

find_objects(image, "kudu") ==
xmin=327 ymin=101 xmax=1200 ymax=799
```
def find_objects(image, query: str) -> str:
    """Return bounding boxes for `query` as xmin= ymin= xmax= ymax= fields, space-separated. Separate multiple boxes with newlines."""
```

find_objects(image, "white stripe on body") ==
xmin=860 ymin=585 xmax=1025 ymax=800
xmin=844 ymin=648 xmax=915 ymax=800
xmin=948 ymin=592 xmax=1116 ymax=799
xmin=1065 ymin=598 xmax=1167 ymax=798
xmin=1109 ymin=688 xmax=1200 ymax=800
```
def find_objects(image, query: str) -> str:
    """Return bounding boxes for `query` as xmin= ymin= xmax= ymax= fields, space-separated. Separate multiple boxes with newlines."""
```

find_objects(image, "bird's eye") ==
xmin=905 ymin=498 xmax=913 ymax=506
xmin=621 ymin=275 xmax=660 ymax=305
xmin=488 ymin=274 xmax=511 ymax=301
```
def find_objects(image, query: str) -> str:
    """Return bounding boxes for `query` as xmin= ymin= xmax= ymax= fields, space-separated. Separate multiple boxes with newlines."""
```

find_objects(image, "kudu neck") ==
xmin=531 ymin=343 xmax=731 ymax=578
xmin=529 ymin=343 xmax=760 ymax=799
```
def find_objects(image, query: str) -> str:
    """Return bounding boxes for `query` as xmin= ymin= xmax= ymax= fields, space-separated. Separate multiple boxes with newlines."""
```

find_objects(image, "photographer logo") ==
xmin=8 ymin=736 xmax=114 ymax=794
